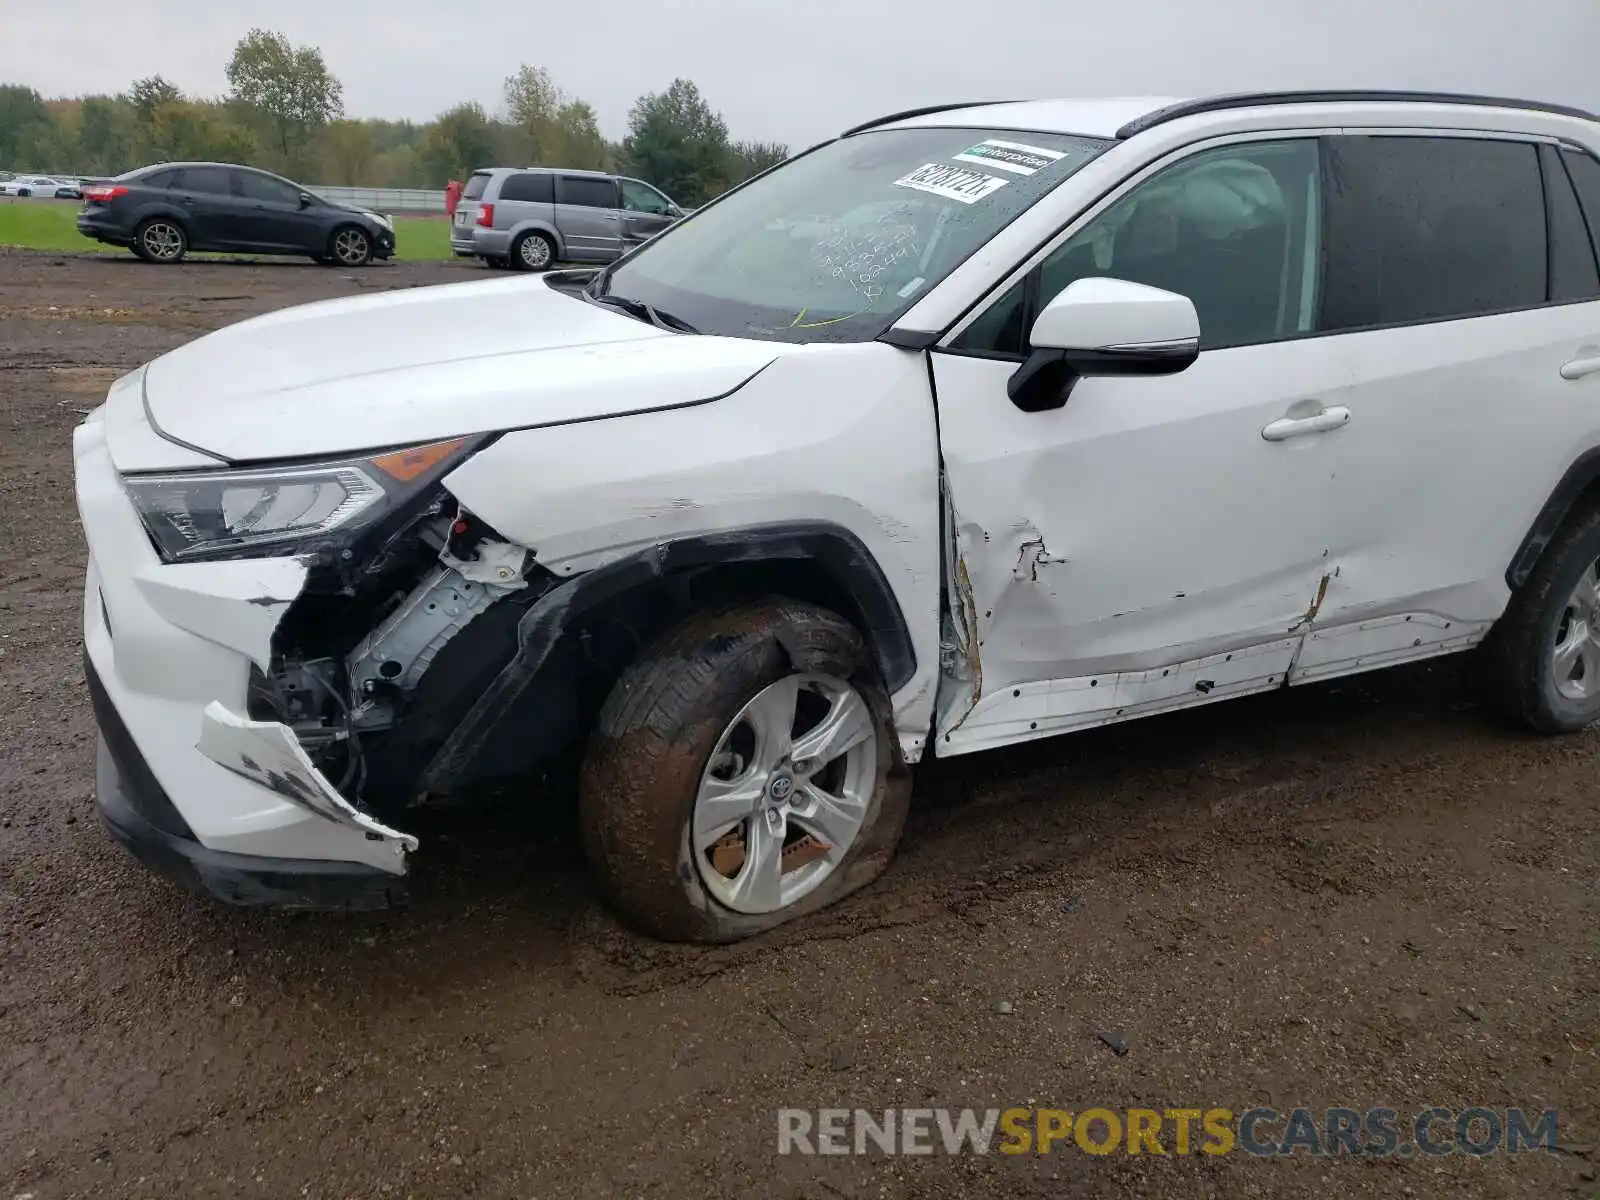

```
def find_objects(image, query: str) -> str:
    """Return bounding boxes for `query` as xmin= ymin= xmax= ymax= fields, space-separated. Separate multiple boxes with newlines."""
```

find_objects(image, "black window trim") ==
xmin=1557 ymin=141 xmax=1600 ymax=269
xmin=1539 ymin=142 xmax=1600 ymax=302
xmin=934 ymin=126 xmax=1590 ymax=366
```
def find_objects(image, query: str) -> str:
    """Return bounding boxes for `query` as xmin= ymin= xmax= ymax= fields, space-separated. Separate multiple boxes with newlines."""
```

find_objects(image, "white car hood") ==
xmin=142 ymin=275 xmax=781 ymax=461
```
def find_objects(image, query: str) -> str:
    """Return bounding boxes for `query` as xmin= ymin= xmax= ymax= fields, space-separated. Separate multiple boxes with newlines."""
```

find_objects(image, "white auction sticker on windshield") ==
xmin=892 ymin=163 xmax=1009 ymax=205
xmin=952 ymin=139 xmax=1065 ymax=176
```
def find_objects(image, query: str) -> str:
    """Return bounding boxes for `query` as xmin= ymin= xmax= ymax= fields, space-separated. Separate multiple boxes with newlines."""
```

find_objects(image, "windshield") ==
xmin=600 ymin=126 xmax=1110 ymax=342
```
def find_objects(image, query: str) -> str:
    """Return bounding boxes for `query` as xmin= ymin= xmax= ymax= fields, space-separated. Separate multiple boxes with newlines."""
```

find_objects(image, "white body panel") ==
xmin=444 ymin=343 xmax=945 ymax=760
xmin=930 ymin=340 xmax=1341 ymax=752
xmin=1292 ymin=305 xmax=1600 ymax=678
xmin=142 ymin=275 xmax=779 ymax=461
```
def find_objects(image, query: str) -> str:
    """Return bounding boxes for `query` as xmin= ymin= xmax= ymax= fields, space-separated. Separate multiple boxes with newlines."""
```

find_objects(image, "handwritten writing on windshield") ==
xmin=808 ymin=218 xmax=920 ymax=303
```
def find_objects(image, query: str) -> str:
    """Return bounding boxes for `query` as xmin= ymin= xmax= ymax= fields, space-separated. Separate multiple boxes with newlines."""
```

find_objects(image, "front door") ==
xmin=230 ymin=169 xmax=322 ymax=252
xmin=930 ymin=136 xmax=1344 ymax=755
xmin=619 ymin=177 xmax=678 ymax=247
xmin=554 ymin=175 xmax=623 ymax=260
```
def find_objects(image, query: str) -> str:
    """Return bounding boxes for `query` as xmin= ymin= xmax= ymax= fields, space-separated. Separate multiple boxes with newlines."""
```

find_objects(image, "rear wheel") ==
xmin=133 ymin=218 xmax=187 ymax=263
xmin=1481 ymin=502 xmax=1600 ymax=732
xmin=329 ymin=226 xmax=372 ymax=267
xmin=579 ymin=600 xmax=910 ymax=943
xmin=511 ymin=231 xmax=554 ymax=271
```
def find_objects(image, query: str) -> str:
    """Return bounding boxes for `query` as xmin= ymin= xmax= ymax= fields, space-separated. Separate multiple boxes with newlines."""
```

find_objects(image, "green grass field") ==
xmin=0 ymin=199 xmax=454 ymax=261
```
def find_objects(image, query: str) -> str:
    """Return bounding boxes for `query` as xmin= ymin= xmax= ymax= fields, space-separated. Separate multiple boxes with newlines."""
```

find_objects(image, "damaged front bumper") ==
xmin=76 ymin=412 xmax=416 ymax=907
xmin=91 ymin=659 xmax=405 ymax=910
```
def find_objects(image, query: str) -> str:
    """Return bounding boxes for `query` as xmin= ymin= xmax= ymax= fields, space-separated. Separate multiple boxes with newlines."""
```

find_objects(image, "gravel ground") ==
xmin=0 ymin=249 xmax=1596 ymax=1199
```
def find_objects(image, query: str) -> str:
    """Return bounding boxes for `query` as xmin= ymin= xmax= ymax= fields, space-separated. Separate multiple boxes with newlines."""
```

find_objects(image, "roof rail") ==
xmin=1117 ymin=90 xmax=1599 ymax=139
xmin=841 ymin=101 xmax=1018 ymax=138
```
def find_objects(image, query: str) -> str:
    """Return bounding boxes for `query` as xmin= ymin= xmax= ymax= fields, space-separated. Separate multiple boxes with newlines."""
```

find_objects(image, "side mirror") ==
xmin=1007 ymin=278 xmax=1200 ymax=413
xmin=298 ymin=193 xmax=313 ymax=209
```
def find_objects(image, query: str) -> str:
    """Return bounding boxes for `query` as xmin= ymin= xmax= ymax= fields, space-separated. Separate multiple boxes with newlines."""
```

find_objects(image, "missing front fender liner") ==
xmin=415 ymin=522 xmax=917 ymax=797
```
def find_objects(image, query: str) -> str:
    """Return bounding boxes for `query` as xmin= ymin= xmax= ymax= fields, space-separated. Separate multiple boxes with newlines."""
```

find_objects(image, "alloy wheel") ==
xmin=691 ymin=673 xmax=878 ymax=915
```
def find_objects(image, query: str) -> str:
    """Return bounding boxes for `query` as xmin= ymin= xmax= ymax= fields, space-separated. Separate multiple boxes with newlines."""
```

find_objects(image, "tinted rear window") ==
xmin=175 ymin=166 xmax=232 ymax=195
xmin=558 ymin=177 xmax=617 ymax=208
xmin=1320 ymin=135 xmax=1546 ymax=331
xmin=138 ymin=169 xmax=181 ymax=189
xmin=463 ymin=173 xmax=491 ymax=201
xmin=499 ymin=172 xmax=553 ymax=203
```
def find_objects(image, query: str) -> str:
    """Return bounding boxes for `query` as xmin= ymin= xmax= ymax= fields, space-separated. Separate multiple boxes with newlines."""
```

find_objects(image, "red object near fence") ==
xmin=445 ymin=179 xmax=463 ymax=217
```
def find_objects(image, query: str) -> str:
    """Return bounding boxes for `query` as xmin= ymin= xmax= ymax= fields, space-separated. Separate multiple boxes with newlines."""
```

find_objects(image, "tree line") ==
xmin=0 ymin=29 xmax=790 ymax=206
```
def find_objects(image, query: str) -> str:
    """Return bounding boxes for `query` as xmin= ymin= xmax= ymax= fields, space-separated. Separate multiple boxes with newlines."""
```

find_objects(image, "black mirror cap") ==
xmin=1006 ymin=340 xmax=1199 ymax=413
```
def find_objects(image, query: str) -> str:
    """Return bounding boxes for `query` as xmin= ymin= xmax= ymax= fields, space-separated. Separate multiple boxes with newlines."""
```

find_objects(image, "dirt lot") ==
xmin=0 ymin=248 xmax=1596 ymax=1199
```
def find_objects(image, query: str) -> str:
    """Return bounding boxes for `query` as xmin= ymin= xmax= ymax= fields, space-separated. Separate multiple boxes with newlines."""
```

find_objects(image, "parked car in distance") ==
xmin=450 ymin=167 xmax=684 ymax=270
xmin=77 ymin=162 xmax=396 ymax=265
xmin=2 ymin=174 xmax=69 ymax=197
xmin=76 ymin=90 xmax=1600 ymax=944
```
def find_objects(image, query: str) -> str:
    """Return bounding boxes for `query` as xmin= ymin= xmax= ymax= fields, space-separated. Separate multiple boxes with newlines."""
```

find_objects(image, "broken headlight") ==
xmin=123 ymin=437 xmax=479 ymax=562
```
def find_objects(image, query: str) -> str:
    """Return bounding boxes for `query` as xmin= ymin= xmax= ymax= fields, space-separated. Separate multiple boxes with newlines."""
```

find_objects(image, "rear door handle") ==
xmin=1560 ymin=356 xmax=1600 ymax=381
xmin=1261 ymin=405 xmax=1351 ymax=442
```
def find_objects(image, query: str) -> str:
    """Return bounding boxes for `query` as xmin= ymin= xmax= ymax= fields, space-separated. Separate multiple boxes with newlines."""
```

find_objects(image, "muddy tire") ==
xmin=1480 ymin=502 xmax=1600 ymax=732
xmin=579 ymin=600 xmax=911 ymax=943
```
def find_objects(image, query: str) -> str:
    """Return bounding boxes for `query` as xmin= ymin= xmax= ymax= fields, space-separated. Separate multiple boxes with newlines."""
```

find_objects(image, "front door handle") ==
xmin=1560 ymin=356 xmax=1600 ymax=381
xmin=1261 ymin=405 xmax=1351 ymax=442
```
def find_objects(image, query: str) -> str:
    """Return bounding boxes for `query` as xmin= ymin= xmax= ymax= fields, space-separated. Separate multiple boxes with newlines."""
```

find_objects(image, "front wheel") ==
xmin=579 ymin=600 xmax=910 ymax=943
xmin=329 ymin=226 xmax=372 ymax=267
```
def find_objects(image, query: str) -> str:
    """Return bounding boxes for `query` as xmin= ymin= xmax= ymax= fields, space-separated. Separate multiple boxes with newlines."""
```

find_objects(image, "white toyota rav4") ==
xmin=76 ymin=91 xmax=1600 ymax=940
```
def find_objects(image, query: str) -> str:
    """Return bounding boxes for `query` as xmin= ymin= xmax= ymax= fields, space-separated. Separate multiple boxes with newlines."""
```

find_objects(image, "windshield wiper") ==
xmin=587 ymin=292 xmax=699 ymax=334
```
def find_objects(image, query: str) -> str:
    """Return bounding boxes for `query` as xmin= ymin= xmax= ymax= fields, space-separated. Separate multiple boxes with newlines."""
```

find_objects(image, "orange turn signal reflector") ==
xmin=369 ymin=438 xmax=468 ymax=483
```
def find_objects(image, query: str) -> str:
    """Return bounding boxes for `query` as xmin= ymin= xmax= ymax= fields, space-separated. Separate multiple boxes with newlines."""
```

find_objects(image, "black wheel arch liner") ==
xmin=1507 ymin=446 xmax=1600 ymax=590
xmin=416 ymin=521 xmax=918 ymax=795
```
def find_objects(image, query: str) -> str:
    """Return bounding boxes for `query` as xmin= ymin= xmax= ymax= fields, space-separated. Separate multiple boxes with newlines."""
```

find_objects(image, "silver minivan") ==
xmin=449 ymin=167 xmax=685 ymax=270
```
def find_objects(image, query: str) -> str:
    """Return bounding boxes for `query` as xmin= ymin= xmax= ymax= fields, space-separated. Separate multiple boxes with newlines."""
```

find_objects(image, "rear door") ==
xmin=1287 ymin=133 xmax=1600 ymax=684
xmin=230 ymin=169 xmax=320 ymax=251
xmin=453 ymin=171 xmax=492 ymax=238
xmin=554 ymin=175 xmax=623 ymax=259
xmin=170 ymin=165 xmax=242 ymax=249
xmin=496 ymin=170 xmax=555 ymax=228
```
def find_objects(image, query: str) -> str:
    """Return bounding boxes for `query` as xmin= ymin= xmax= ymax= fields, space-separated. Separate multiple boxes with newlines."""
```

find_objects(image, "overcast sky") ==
xmin=7 ymin=0 xmax=1599 ymax=148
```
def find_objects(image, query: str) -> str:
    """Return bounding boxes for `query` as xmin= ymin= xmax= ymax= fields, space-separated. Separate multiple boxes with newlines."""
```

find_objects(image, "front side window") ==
xmin=603 ymin=126 xmax=1110 ymax=343
xmin=232 ymin=170 xmax=301 ymax=206
xmin=558 ymin=177 xmax=618 ymax=209
xmin=957 ymin=139 xmax=1321 ymax=354
xmin=621 ymin=179 xmax=671 ymax=215
xmin=1320 ymin=136 xmax=1546 ymax=331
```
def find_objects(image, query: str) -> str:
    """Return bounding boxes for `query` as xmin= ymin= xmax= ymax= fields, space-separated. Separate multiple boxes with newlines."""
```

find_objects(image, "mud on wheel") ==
xmin=1481 ymin=501 xmax=1600 ymax=733
xmin=579 ymin=600 xmax=911 ymax=943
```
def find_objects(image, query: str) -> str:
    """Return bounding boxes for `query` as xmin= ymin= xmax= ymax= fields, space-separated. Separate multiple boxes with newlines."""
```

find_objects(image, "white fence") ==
xmin=309 ymin=185 xmax=450 ymax=214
